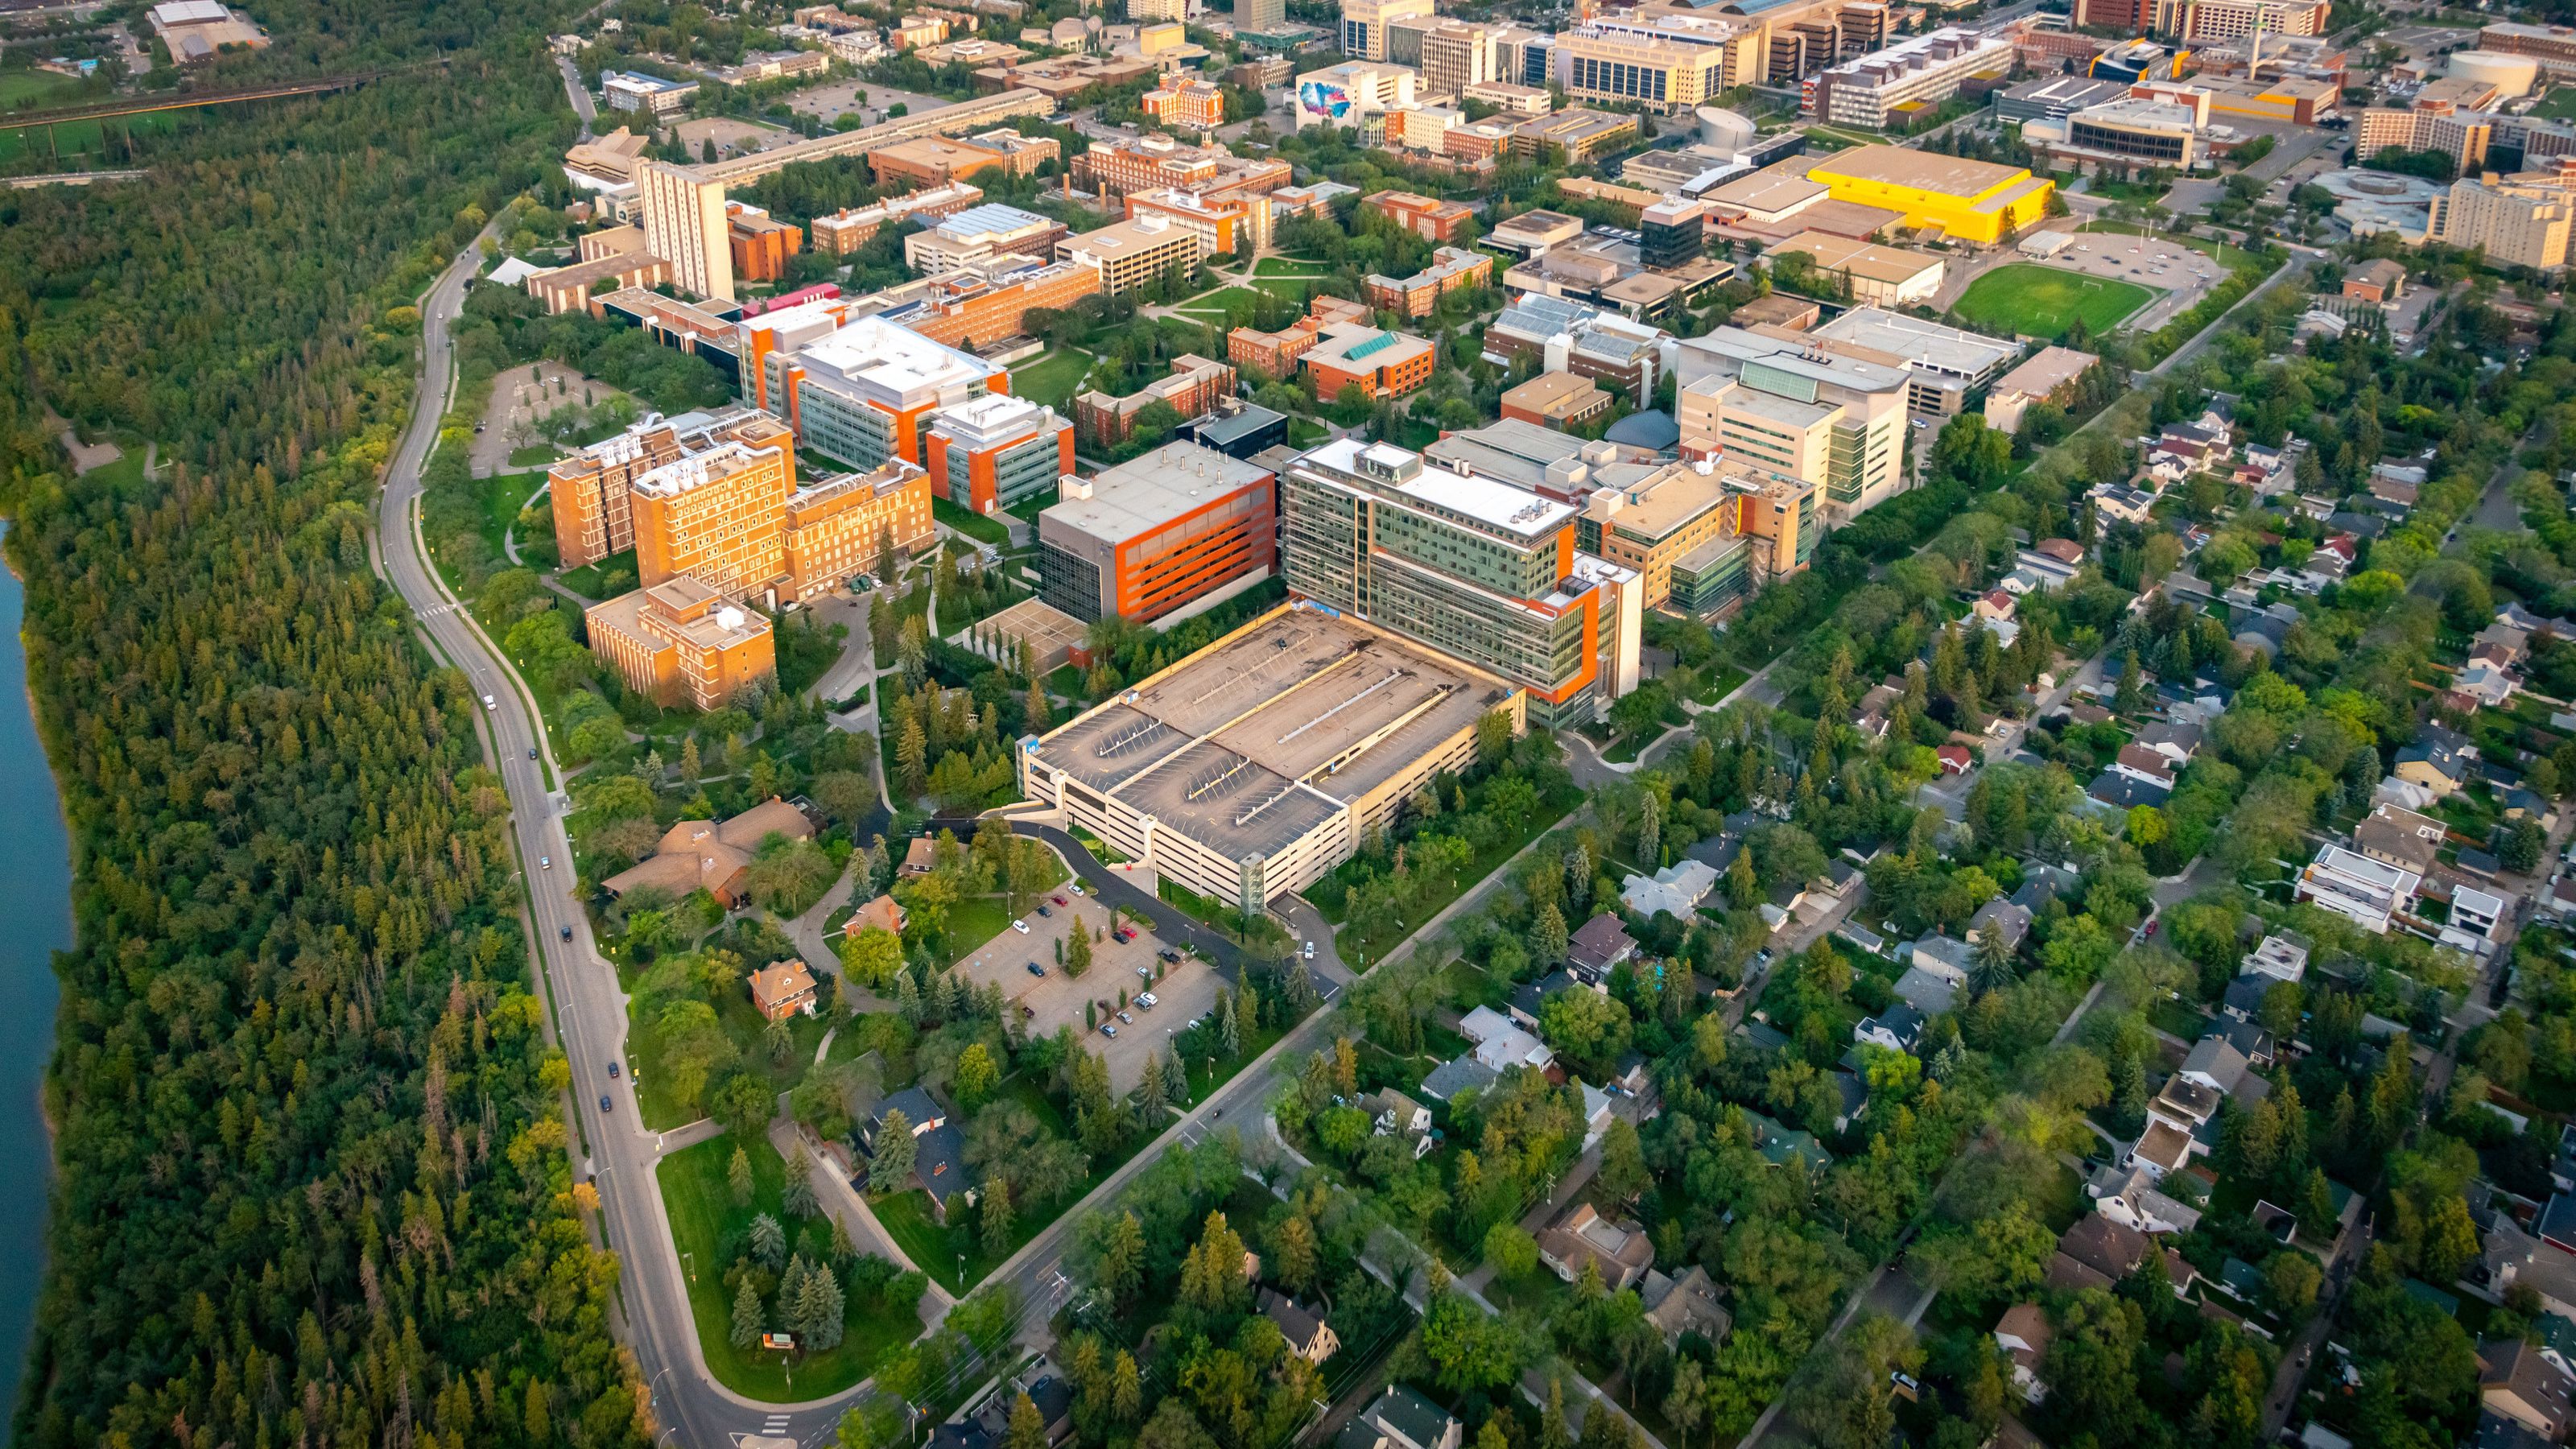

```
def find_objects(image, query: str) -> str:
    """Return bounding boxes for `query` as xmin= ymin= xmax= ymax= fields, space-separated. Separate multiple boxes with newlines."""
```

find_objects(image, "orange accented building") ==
xmin=1071 ymin=132 xmax=1292 ymax=202
xmin=1227 ymin=294 xmax=1372 ymax=378
xmin=1143 ymin=78 xmax=1228 ymax=130
xmin=924 ymin=394 xmax=1075 ymax=515
xmin=867 ymin=128 xmax=1060 ymax=188
xmin=1072 ymin=353 xmax=1235 ymax=449
xmin=761 ymin=315 xmax=1010 ymax=473
xmin=901 ymin=259 xmax=1101 ymax=353
xmin=1037 ymin=441 xmax=1278 ymax=624
xmin=1302 ymin=323 xmax=1436 ymax=401
xmin=1361 ymin=190 xmax=1476 ymax=242
xmin=551 ymin=409 xmax=788 ymax=572
xmin=629 ymin=412 xmax=798 ymax=601
xmin=782 ymin=459 xmax=935 ymax=599
xmin=724 ymin=202 xmax=803 ymax=283
xmin=584 ymin=575 xmax=778 ymax=711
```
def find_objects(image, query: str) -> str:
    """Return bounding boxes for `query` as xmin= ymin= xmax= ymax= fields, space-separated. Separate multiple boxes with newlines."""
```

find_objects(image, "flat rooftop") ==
xmin=1810 ymin=307 xmax=2018 ymax=379
xmin=1042 ymin=441 xmax=1274 ymax=543
xmin=1028 ymin=607 xmax=1518 ymax=858
xmin=1765 ymin=230 xmax=1941 ymax=283
xmin=1806 ymin=144 xmax=2031 ymax=200
xmin=1304 ymin=435 xmax=1577 ymax=539
xmin=1705 ymin=159 xmax=1829 ymax=217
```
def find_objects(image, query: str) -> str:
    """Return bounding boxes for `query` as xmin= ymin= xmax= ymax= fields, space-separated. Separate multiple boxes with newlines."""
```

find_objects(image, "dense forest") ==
xmin=0 ymin=2 xmax=653 ymax=1446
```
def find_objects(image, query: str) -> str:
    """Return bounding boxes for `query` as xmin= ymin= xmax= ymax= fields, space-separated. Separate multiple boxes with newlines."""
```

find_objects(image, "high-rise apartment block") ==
xmin=1038 ymin=441 xmax=1279 ymax=623
xmin=639 ymin=159 xmax=736 ymax=301
xmin=630 ymin=413 xmax=799 ymax=601
xmin=924 ymin=394 xmax=1075 ymax=514
xmin=1414 ymin=19 xmax=1509 ymax=94
xmin=586 ymin=577 xmax=777 ymax=711
xmin=2146 ymin=0 xmax=2325 ymax=39
xmin=1280 ymin=438 xmax=1641 ymax=724
xmin=763 ymin=315 xmax=1009 ymax=470
xmin=725 ymin=202 xmax=803 ymax=284
xmin=1673 ymin=324 xmax=1910 ymax=522
xmin=2428 ymin=166 xmax=2576 ymax=270
xmin=1238 ymin=0 xmax=1285 ymax=33
xmin=1341 ymin=0 xmax=1434 ymax=61
xmin=780 ymin=460 xmax=937 ymax=597
xmin=1125 ymin=187 xmax=1273 ymax=254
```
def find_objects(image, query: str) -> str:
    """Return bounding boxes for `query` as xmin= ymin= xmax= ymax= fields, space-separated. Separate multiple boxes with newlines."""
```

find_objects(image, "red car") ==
xmin=1052 ymin=894 xmax=1069 ymax=906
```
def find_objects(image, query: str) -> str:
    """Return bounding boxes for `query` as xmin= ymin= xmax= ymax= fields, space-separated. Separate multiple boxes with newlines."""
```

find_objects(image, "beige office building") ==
xmin=2428 ymin=169 xmax=2576 ymax=270
xmin=1559 ymin=29 xmax=1730 ymax=111
xmin=1673 ymin=324 xmax=1910 ymax=522
xmin=638 ymin=159 xmax=736 ymax=302
xmin=1341 ymin=0 xmax=1435 ymax=61
xmin=1059 ymin=214 xmax=1208 ymax=294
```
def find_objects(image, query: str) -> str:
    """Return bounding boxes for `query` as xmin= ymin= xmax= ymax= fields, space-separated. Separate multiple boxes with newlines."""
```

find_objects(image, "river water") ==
xmin=0 ymin=522 xmax=68 ymax=1442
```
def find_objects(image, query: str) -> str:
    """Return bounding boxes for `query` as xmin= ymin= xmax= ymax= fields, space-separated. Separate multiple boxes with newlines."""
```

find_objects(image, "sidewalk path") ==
xmin=768 ymin=1117 xmax=956 ymax=1331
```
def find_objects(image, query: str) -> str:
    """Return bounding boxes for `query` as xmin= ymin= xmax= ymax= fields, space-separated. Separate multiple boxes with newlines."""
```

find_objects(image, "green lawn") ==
xmin=932 ymin=495 xmax=1013 ymax=547
xmin=1329 ymin=786 xmax=1584 ymax=966
xmin=510 ymin=443 xmax=562 ymax=467
xmin=1952 ymin=263 xmax=2158 ymax=341
xmin=2535 ymin=86 xmax=2576 ymax=120
xmin=1699 ymin=664 xmax=1751 ymax=705
xmin=1010 ymin=349 xmax=1093 ymax=411
xmin=1253 ymin=256 xmax=1335 ymax=277
xmin=0 ymin=109 xmax=175 ymax=165
xmin=1287 ymin=418 xmax=1328 ymax=447
xmin=556 ymin=548 xmax=635 ymax=601
xmin=627 ymin=985 xmax=833 ymax=1130
xmin=657 ymin=1133 xmax=910 ymax=1400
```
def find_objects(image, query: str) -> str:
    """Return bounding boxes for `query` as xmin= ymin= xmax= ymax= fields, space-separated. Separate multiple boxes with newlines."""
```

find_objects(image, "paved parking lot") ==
xmin=952 ymin=890 xmax=1228 ymax=1093
xmin=2041 ymin=233 xmax=2225 ymax=332
xmin=783 ymin=80 xmax=956 ymax=127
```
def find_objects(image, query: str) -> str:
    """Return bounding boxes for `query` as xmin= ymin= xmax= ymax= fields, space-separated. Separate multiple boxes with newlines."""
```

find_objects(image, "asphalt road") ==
xmin=379 ymin=245 xmax=858 ymax=1448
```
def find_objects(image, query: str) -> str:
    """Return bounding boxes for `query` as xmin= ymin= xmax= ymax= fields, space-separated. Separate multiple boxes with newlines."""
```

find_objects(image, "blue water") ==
xmin=0 ymin=522 xmax=68 ymax=1443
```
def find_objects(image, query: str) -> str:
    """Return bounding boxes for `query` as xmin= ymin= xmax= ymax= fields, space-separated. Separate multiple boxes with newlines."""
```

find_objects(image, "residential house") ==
xmin=1258 ymin=1289 xmax=1341 ymax=1364
xmin=750 ymin=959 xmax=819 ymax=1020
xmin=1642 ymin=1265 xmax=1732 ymax=1346
xmin=1357 ymin=1388 xmax=1462 ymax=1449
xmin=1909 ymin=935 xmax=1973 ymax=985
xmin=2240 ymin=932 xmax=2310 ymax=983
xmin=1970 ymin=898 xmax=2033 ymax=951
xmin=2355 ymin=803 xmax=2447 ymax=877
xmin=2481 ymin=1340 xmax=2576 ymax=1441
xmin=902 ymin=836 xmax=939 ymax=876
xmin=2221 ymin=974 xmax=2277 ymax=1022
xmin=860 ymin=1085 xmax=972 ymax=1220
xmin=2047 ymin=1215 xmax=2152 ymax=1293
xmin=2296 ymin=843 xmax=2422 ymax=934
xmin=2087 ymin=768 xmax=2172 ymax=811
xmin=2013 ymin=538 xmax=2086 ymax=592
xmin=1420 ymin=1055 xmax=1500 ymax=1102
xmin=1538 ymin=1202 xmax=1656 ymax=1292
xmin=2112 ymin=741 xmax=2178 ymax=791
xmin=1994 ymin=1303 xmax=2051 ymax=1403
xmin=602 ymin=797 xmax=818 ymax=905
xmin=2484 ymin=1215 xmax=2576 ymax=1321
xmin=1892 ymin=964 xmax=1959 ymax=1015
xmin=2395 ymin=726 xmax=2479 ymax=799
xmin=1568 ymin=912 xmax=1639 ymax=976
xmin=1937 ymin=745 xmax=1975 ymax=776
xmin=1827 ymin=1068 xmax=1871 ymax=1131
xmin=2087 ymin=1162 xmax=2204 ymax=1235
xmin=2131 ymin=719 xmax=2203 ymax=770
xmin=1510 ymin=968 xmax=1591 ymax=1031
xmin=1459 ymin=1006 xmax=1554 ymax=1072
xmin=1975 ymin=589 xmax=2018 ymax=623
xmin=852 ymin=894 xmax=907 ymax=935
xmin=1856 ymin=1002 xmax=1927 ymax=1054
xmin=1743 ymin=1108 xmax=1834 ymax=1170
xmin=1622 ymin=860 xmax=1719 ymax=918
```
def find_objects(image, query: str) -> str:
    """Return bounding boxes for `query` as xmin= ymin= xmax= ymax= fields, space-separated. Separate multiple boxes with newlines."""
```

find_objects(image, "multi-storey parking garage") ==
xmin=1017 ymin=603 xmax=1523 ymax=912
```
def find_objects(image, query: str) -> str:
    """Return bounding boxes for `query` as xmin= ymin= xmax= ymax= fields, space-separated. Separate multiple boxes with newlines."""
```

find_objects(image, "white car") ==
xmin=1137 ymin=993 xmax=1158 ymax=1009
xmin=1012 ymin=919 xmax=1031 ymax=935
xmin=1303 ymin=940 xmax=1315 ymax=960
xmin=481 ymin=694 xmax=497 ymax=711
xmin=1068 ymin=883 xmax=1085 ymax=895
xmin=540 ymin=856 xmax=551 ymax=870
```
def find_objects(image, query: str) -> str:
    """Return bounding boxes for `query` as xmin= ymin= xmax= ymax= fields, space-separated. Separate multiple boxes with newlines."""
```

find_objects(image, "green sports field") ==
xmin=1952 ymin=263 xmax=2158 ymax=341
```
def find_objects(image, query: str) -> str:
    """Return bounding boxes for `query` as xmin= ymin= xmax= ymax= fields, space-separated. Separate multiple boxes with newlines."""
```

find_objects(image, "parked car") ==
xmin=1035 ymin=905 xmax=1052 ymax=918
xmin=1113 ymin=929 xmax=1134 ymax=943
xmin=1052 ymin=894 xmax=1069 ymax=906
xmin=1068 ymin=883 xmax=1085 ymax=896
xmin=1137 ymin=993 xmax=1158 ymax=1009
xmin=1158 ymin=948 xmax=1181 ymax=964
xmin=1117 ymin=1009 xmax=1133 ymax=1024
xmin=1012 ymin=919 xmax=1031 ymax=935
xmin=1026 ymin=961 xmax=1046 ymax=977
xmin=1101 ymin=1023 xmax=1118 ymax=1038
xmin=1137 ymin=965 xmax=1153 ymax=980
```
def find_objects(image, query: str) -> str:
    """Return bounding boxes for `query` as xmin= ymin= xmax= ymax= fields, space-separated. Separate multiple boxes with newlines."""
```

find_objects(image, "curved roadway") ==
xmin=381 ymin=246 xmax=1355 ymax=1448
xmin=380 ymin=246 xmax=870 ymax=1447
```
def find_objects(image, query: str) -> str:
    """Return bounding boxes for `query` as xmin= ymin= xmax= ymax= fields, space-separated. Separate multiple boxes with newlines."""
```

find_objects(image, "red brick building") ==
xmin=1074 ymin=353 xmax=1236 ymax=448
xmin=1362 ymin=189 xmax=1477 ymax=242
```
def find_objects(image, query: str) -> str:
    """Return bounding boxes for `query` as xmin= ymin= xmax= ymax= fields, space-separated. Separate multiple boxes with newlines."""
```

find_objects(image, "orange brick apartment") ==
xmin=1072 ymin=132 xmax=1291 ymax=202
xmin=1305 ymin=324 xmax=1435 ymax=400
xmin=868 ymin=130 xmax=1060 ymax=188
xmin=1144 ymin=78 xmax=1227 ymax=130
xmin=1228 ymin=295 xmax=1371 ymax=378
xmin=1361 ymin=246 xmax=1492 ymax=319
xmin=726 ymin=203 xmax=803 ymax=284
xmin=782 ymin=460 xmax=935 ymax=597
xmin=1073 ymin=353 xmax=1236 ymax=448
xmin=1362 ymin=190 xmax=1476 ymax=242
xmin=585 ymin=576 xmax=778 ymax=710
xmin=630 ymin=413 xmax=798 ymax=601
xmin=1037 ymin=441 xmax=1278 ymax=623
xmin=901 ymin=259 xmax=1102 ymax=353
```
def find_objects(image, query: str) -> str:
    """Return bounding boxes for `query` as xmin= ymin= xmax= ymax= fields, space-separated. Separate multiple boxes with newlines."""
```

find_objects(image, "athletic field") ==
xmin=1952 ymin=263 xmax=2157 ymax=341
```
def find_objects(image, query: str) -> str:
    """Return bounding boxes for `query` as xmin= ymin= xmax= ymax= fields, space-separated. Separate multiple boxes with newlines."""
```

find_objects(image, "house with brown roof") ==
xmin=602 ymin=797 xmax=818 ymax=906
xmin=2355 ymin=803 xmax=2446 ymax=877
xmin=1642 ymin=1265 xmax=1731 ymax=1346
xmin=1994 ymin=1302 xmax=2050 ymax=1402
xmin=2482 ymin=1340 xmax=2576 ymax=1440
xmin=901 ymin=836 xmax=939 ymax=876
xmin=1538 ymin=1202 xmax=1655 ymax=1293
xmin=751 ymin=959 xmax=819 ymax=1020
xmin=1567 ymin=912 xmax=1639 ymax=978
xmin=852 ymin=894 xmax=907 ymax=935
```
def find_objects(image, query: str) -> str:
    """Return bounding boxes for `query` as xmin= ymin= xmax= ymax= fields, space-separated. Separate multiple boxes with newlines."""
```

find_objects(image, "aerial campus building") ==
xmin=1018 ymin=604 xmax=1522 ymax=911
